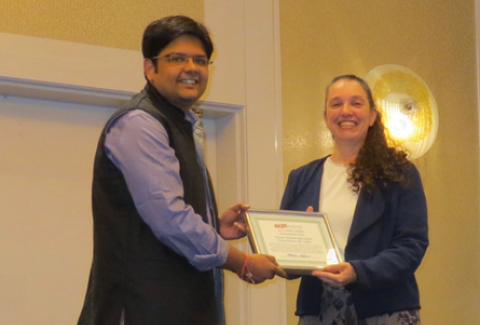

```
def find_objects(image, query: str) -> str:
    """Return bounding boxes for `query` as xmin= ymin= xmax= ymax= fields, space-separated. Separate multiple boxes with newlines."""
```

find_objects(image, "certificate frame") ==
xmin=245 ymin=209 xmax=343 ymax=275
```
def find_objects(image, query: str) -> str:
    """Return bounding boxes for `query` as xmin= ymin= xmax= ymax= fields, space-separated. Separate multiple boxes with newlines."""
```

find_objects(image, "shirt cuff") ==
xmin=191 ymin=237 xmax=230 ymax=271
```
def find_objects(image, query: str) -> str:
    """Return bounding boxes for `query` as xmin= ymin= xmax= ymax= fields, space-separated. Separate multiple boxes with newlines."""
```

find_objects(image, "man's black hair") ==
xmin=142 ymin=15 xmax=214 ymax=60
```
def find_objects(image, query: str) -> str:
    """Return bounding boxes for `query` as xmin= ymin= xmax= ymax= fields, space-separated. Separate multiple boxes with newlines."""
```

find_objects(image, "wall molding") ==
xmin=0 ymin=75 xmax=243 ymax=119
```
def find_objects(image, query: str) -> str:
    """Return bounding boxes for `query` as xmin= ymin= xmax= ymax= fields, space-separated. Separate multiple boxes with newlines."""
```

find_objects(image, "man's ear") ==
xmin=144 ymin=58 xmax=155 ymax=82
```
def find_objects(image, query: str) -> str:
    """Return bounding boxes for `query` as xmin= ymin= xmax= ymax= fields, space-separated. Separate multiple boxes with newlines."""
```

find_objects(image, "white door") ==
xmin=0 ymin=95 xmax=113 ymax=325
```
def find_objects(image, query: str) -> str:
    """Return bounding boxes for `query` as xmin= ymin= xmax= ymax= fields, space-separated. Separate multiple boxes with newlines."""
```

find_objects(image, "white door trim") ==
xmin=204 ymin=1 xmax=286 ymax=324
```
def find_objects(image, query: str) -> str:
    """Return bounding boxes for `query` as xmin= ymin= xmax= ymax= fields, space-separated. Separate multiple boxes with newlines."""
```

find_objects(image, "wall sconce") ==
xmin=365 ymin=64 xmax=438 ymax=159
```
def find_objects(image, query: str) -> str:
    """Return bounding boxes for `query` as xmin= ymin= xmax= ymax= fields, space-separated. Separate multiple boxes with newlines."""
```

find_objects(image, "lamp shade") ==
xmin=364 ymin=64 xmax=438 ymax=159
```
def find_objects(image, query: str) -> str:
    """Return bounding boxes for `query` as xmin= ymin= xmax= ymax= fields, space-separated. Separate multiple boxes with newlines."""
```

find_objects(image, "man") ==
xmin=77 ymin=15 xmax=286 ymax=325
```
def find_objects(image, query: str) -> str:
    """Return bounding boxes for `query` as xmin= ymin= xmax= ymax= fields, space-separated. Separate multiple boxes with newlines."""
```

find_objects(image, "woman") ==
xmin=280 ymin=75 xmax=428 ymax=325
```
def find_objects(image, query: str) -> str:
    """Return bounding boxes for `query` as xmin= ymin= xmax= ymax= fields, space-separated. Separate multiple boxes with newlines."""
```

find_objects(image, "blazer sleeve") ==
xmin=348 ymin=164 xmax=429 ymax=291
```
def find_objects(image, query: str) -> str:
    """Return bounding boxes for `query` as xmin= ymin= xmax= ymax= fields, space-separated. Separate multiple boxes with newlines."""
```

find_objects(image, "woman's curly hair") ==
xmin=326 ymin=75 xmax=411 ymax=198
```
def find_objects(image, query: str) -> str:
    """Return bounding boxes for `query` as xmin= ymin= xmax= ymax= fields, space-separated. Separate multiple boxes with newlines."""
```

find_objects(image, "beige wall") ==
xmin=0 ymin=0 xmax=203 ymax=50
xmin=280 ymin=0 xmax=480 ymax=324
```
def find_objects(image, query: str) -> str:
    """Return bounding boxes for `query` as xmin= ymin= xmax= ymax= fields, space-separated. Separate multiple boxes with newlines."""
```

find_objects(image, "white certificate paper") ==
xmin=245 ymin=209 xmax=342 ymax=274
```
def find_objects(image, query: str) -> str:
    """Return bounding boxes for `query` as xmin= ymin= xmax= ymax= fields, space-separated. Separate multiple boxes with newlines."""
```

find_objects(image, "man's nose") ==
xmin=184 ymin=57 xmax=200 ymax=70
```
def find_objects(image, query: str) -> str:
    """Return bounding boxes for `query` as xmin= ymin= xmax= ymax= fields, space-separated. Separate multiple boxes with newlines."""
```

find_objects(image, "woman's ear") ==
xmin=370 ymin=107 xmax=378 ymax=126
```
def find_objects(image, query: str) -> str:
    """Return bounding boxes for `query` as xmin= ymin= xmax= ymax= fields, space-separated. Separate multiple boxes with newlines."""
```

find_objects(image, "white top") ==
xmin=319 ymin=157 xmax=359 ymax=257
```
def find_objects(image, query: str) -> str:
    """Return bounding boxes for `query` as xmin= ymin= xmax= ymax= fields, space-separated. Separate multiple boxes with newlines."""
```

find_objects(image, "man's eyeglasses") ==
xmin=151 ymin=54 xmax=213 ymax=67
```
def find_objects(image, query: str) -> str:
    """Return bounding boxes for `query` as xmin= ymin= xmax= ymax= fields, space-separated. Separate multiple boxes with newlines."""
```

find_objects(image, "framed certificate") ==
xmin=245 ymin=209 xmax=343 ymax=275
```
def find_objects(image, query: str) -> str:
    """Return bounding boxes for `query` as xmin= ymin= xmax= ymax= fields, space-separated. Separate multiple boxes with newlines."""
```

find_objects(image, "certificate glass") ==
xmin=245 ymin=209 xmax=343 ymax=275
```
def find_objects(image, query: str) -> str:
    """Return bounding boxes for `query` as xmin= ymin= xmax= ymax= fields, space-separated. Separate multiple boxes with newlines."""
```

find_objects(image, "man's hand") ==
xmin=222 ymin=247 xmax=287 ymax=284
xmin=244 ymin=254 xmax=288 ymax=284
xmin=218 ymin=202 xmax=250 ymax=240
xmin=311 ymin=262 xmax=357 ymax=287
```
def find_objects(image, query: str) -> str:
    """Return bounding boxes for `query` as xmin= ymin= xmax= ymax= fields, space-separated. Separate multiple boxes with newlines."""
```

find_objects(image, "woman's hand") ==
xmin=218 ymin=202 xmax=250 ymax=240
xmin=307 ymin=205 xmax=356 ymax=287
xmin=312 ymin=262 xmax=357 ymax=287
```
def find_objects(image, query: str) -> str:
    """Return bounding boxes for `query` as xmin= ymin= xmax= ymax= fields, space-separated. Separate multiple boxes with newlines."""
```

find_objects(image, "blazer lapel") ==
xmin=304 ymin=162 xmax=323 ymax=212
xmin=285 ymin=158 xmax=326 ymax=212
xmin=347 ymin=187 xmax=385 ymax=242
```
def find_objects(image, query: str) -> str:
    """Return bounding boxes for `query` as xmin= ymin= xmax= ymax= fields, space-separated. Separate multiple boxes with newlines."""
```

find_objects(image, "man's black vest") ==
xmin=77 ymin=83 xmax=220 ymax=325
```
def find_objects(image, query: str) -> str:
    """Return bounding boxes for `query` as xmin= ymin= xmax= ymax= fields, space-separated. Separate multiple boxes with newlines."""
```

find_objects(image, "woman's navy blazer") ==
xmin=280 ymin=156 xmax=429 ymax=319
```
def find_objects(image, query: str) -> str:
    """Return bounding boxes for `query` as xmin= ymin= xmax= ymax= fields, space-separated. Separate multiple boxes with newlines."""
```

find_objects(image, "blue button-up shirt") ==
xmin=104 ymin=109 xmax=229 ymax=271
